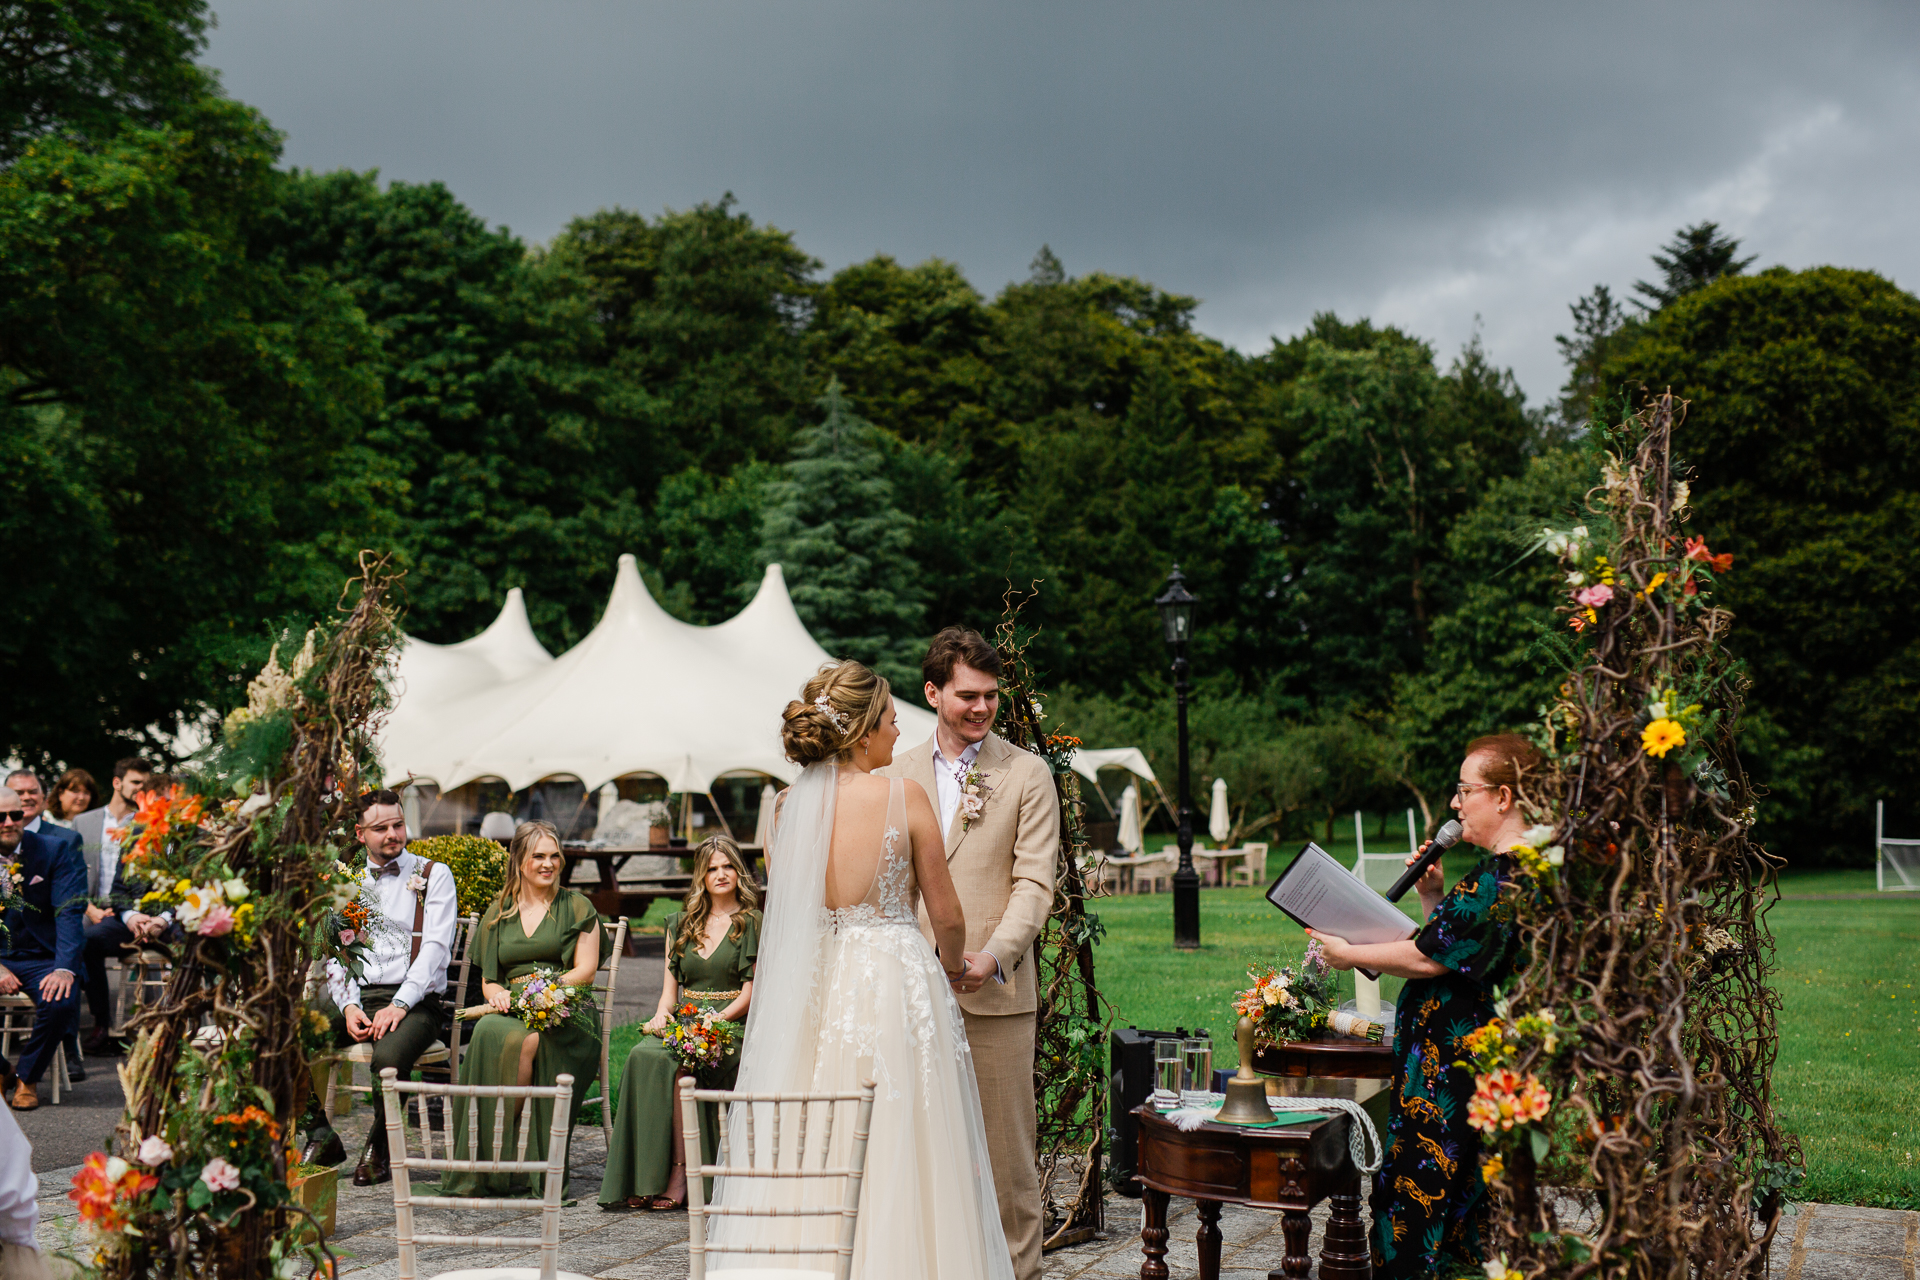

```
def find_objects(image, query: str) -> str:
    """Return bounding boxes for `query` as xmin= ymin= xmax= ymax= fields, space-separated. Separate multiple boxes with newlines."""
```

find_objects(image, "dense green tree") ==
xmin=1601 ymin=265 xmax=1920 ymax=863
xmin=760 ymin=380 xmax=927 ymax=687
xmin=0 ymin=3 xmax=384 ymax=775
xmin=1633 ymin=220 xmax=1757 ymax=311
xmin=1555 ymin=284 xmax=1637 ymax=426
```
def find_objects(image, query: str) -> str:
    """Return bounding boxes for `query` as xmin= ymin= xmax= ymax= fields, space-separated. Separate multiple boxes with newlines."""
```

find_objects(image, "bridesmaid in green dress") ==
xmin=599 ymin=835 xmax=758 ymax=1211
xmin=440 ymin=820 xmax=605 ymax=1197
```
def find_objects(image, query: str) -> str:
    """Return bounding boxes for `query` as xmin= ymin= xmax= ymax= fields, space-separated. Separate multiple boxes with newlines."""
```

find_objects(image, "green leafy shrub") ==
xmin=412 ymin=833 xmax=509 ymax=917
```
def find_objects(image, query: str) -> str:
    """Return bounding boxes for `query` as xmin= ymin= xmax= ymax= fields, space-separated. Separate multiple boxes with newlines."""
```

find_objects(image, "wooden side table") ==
xmin=1133 ymin=1103 xmax=1371 ymax=1280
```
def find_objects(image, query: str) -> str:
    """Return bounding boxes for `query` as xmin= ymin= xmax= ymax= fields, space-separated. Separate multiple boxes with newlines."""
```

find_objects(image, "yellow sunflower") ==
xmin=1641 ymin=718 xmax=1686 ymax=758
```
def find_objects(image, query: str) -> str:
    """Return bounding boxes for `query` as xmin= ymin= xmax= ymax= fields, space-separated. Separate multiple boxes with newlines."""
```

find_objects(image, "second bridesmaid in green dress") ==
xmin=440 ymin=820 xmax=605 ymax=1198
xmin=599 ymin=835 xmax=758 ymax=1211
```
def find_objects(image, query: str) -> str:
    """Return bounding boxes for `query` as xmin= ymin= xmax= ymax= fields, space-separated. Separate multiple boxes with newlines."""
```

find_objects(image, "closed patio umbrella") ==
xmin=752 ymin=782 xmax=779 ymax=847
xmin=1117 ymin=784 xmax=1143 ymax=854
xmin=1209 ymin=777 xmax=1231 ymax=845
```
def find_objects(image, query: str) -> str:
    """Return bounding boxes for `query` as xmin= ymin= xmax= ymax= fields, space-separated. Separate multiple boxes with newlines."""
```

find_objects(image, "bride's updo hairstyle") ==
xmin=782 ymin=660 xmax=892 ymax=766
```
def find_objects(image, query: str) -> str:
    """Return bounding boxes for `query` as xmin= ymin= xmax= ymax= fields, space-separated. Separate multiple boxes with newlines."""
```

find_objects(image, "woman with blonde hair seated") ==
xmin=438 ymin=819 xmax=605 ymax=1198
xmin=598 ymin=835 xmax=759 ymax=1211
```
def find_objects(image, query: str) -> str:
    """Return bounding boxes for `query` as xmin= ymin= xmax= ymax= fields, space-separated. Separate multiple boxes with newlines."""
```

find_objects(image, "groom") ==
xmin=886 ymin=626 xmax=1058 ymax=1280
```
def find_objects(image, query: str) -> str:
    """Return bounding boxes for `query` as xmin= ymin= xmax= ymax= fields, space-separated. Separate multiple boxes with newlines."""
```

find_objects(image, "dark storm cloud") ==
xmin=204 ymin=1 xmax=1920 ymax=400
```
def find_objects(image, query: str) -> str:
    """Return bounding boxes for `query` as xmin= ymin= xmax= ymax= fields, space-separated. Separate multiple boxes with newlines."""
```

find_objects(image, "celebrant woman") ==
xmin=1308 ymin=734 xmax=1536 ymax=1280
xmin=598 ymin=835 xmax=758 ymax=1211
xmin=438 ymin=819 xmax=605 ymax=1197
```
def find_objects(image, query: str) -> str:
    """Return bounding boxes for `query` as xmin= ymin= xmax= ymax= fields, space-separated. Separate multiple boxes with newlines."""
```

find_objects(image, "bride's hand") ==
xmin=644 ymin=1013 xmax=667 ymax=1034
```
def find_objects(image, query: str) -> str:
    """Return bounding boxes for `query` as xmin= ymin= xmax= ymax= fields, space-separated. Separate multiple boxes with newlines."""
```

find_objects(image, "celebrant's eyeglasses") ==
xmin=0 ymin=810 xmax=25 ymax=823
xmin=1453 ymin=782 xmax=1503 ymax=797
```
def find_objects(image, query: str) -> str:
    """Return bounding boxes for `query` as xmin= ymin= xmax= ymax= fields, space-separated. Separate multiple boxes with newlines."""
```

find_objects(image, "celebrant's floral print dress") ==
xmin=1371 ymin=853 xmax=1523 ymax=1279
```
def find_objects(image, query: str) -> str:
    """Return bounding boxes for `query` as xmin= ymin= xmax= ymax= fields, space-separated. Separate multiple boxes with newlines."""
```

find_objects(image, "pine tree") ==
xmin=1632 ymin=221 xmax=1757 ymax=310
xmin=761 ymin=378 xmax=928 ymax=688
xmin=1554 ymin=283 xmax=1635 ymax=425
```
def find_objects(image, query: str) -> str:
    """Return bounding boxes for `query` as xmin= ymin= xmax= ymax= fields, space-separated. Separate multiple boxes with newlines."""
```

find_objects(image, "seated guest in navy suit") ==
xmin=8 ymin=769 xmax=91 ymax=1076
xmin=0 ymin=783 xmax=87 ymax=1111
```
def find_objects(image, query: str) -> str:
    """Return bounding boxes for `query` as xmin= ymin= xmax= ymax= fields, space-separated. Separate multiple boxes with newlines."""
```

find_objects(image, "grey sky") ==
xmin=205 ymin=1 xmax=1920 ymax=405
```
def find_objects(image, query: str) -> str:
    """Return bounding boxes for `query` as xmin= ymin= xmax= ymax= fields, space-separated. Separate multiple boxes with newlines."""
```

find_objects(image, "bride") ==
xmin=708 ymin=660 xmax=1014 ymax=1279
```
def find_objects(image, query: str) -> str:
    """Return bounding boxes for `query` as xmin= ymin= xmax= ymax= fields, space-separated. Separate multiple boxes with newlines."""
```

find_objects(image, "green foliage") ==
xmin=1600 ymin=265 xmax=1920 ymax=863
xmin=1632 ymin=220 xmax=1757 ymax=311
xmin=760 ymin=380 xmax=926 ymax=686
xmin=410 ymin=833 xmax=510 ymax=918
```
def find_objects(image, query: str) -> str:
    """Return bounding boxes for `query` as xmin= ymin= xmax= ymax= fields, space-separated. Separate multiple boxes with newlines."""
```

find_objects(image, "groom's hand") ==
xmin=950 ymin=951 xmax=997 ymax=996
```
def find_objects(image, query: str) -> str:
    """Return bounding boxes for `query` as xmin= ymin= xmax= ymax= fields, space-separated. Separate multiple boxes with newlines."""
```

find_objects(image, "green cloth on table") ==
xmin=436 ymin=889 xmax=606 ymax=1198
xmin=597 ymin=910 xmax=758 ymax=1206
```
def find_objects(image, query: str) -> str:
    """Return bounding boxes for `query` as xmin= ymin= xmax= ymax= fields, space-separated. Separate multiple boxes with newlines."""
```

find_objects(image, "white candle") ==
xmin=1355 ymin=971 xmax=1382 ymax=1018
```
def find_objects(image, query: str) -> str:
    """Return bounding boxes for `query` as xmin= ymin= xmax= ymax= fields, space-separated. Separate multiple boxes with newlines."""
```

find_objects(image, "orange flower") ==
xmin=1683 ymin=536 xmax=1733 ymax=573
xmin=69 ymin=1152 xmax=157 ymax=1231
xmin=214 ymin=1105 xmax=282 ymax=1140
xmin=1466 ymin=1068 xmax=1553 ymax=1132
xmin=127 ymin=784 xmax=206 ymax=863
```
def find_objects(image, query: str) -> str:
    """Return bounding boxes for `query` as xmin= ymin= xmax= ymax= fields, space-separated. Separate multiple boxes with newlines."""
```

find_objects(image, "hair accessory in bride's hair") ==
xmin=813 ymin=694 xmax=851 ymax=731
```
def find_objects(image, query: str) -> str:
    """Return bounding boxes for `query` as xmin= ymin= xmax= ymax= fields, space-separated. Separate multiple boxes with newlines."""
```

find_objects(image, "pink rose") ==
xmin=339 ymin=929 xmax=357 ymax=945
xmin=196 ymin=904 xmax=235 ymax=937
xmin=136 ymin=1135 xmax=174 ymax=1166
xmin=1575 ymin=584 xmax=1614 ymax=608
xmin=199 ymin=1158 xmax=240 ymax=1192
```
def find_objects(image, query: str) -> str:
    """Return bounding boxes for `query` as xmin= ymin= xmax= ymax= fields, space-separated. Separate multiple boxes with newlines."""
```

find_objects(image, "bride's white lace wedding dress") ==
xmin=710 ymin=771 xmax=1013 ymax=1279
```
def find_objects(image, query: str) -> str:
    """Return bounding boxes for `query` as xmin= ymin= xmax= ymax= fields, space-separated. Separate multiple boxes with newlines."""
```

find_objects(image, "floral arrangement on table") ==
xmin=510 ymin=966 xmax=599 ymax=1034
xmin=654 ymin=999 xmax=739 ymax=1073
xmin=1232 ymin=941 xmax=1385 ymax=1044
xmin=64 ymin=556 xmax=405 ymax=1279
xmin=409 ymin=832 xmax=509 ymax=918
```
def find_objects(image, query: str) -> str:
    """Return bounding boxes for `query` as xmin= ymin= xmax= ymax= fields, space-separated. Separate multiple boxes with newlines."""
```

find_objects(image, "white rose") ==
xmin=1545 ymin=846 xmax=1565 ymax=867
xmin=104 ymin=1156 xmax=130 ymax=1183
xmin=1648 ymin=701 xmax=1668 ymax=720
xmin=222 ymin=878 xmax=250 ymax=903
xmin=1520 ymin=824 xmax=1556 ymax=848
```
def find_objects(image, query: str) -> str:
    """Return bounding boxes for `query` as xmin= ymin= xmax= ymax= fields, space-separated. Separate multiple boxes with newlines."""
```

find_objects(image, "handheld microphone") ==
xmin=1384 ymin=819 xmax=1464 ymax=902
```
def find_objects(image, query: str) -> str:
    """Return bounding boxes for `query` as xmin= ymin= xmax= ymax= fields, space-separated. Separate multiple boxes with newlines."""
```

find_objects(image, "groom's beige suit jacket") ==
xmin=887 ymin=731 xmax=1059 ymax=1015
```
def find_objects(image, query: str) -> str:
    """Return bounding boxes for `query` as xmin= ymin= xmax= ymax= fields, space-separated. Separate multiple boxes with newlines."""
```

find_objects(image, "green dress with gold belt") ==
xmin=597 ymin=910 xmax=758 ymax=1206
xmin=439 ymin=889 xmax=606 ymax=1198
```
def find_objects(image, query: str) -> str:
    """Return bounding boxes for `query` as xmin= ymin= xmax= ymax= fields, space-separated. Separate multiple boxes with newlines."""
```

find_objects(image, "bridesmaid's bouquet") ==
xmin=510 ymin=967 xmax=599 ymax=1034
xmin=656 ymin=1001 xmax=738 ymax=1072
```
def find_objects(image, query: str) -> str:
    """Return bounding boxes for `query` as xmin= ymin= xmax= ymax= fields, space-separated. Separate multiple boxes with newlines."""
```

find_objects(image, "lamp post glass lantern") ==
xmin=1155 ymin=566 xmax=1201 ymax=950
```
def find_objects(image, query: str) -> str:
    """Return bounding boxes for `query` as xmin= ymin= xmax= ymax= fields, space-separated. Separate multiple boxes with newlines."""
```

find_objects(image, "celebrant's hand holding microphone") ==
xmin=1307 ymin=820 xmax=1462 ymax=980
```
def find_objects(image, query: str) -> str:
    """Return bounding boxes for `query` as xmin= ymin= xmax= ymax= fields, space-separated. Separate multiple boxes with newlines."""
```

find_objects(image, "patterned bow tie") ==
xmin=371 ymin=859 xmax=404 ymax=878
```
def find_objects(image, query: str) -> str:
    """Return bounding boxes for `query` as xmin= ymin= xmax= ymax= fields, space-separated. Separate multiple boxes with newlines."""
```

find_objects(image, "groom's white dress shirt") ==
xmin=930 ymin=737 xmax=1005 ymax=984
xmin=325 ymin=849 xmax=457 ymax=1012
xmin=931 ymin=738 xmax=982 ymax=838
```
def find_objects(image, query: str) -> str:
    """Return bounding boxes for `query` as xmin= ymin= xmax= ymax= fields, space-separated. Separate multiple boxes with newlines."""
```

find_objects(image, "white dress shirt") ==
xmin=931 ymin=738 xmax=983 ymax=839
xmin=929 ymin=738 xmax=1004 ymax=984
xmin=325 ymin=850 xmax=458 ymax=1012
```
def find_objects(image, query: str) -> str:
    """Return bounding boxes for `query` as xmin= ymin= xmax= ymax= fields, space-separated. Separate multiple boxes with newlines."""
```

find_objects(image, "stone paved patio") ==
xmin=32 ymin=1104 xmax=1917 ymax=1280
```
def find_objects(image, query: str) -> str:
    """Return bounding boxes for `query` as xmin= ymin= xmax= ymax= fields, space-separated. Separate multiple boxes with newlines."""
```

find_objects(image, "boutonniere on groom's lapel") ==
xmin=959 ymin=765 xmax=992 ymax=831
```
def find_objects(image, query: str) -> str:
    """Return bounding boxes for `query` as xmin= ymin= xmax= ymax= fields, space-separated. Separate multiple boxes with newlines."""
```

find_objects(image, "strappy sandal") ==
xmin=644 ymin=1194 xmax=685 ymax=1211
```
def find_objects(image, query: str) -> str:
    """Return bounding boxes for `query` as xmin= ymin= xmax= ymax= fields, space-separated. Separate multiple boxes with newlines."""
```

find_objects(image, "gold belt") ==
xmin=684 ymin=989 xmax=741 ymax=1001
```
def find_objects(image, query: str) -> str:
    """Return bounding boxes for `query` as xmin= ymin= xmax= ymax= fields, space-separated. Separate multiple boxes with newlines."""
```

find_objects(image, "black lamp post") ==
xmin=1155 ymin=565 xmax=1201 ymax=950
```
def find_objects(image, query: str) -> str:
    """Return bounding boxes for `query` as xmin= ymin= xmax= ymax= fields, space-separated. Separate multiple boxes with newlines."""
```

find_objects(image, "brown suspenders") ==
xmin=408 ymin=859 xmax=442 ymax=963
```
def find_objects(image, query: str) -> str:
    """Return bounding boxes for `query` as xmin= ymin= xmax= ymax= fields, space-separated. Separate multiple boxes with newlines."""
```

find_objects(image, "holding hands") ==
xmin=948 ymin=950 xmax=996 ymax=995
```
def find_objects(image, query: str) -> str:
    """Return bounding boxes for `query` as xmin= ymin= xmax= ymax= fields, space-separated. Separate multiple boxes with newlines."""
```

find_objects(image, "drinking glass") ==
xmin=1152 ymin=1037 xmax=1183 ymax=1109
xmin=1180 ymin=1036 xmax=1214 ymax=1107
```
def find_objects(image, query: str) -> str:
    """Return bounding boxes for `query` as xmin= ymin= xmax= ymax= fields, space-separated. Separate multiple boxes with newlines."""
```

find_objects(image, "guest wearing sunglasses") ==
xmin=0 ymin=784 xmax=88 ymax=1110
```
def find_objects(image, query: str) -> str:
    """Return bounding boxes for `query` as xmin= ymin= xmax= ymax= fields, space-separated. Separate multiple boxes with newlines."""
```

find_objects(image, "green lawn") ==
xmin=1087 ymin=864 xmax=1920 ymax=1209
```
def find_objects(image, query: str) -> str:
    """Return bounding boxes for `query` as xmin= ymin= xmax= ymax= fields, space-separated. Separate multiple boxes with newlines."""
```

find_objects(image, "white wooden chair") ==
xmin=682 ymin=1076 xmax=878 ymax=1280
xmin=1133 ymin=851 xmax=1177 ymax=894
xmin=325 ymin=915 xmax=477 ymax=1120
xmin=590 ymin=917 xmax=628 ymax=1151
xmin=1229 ymin=842 xmax=1271 ymax=887
xmin=0 ymin=995 xmax=73 ymax=1103
xmin=113 ymin=948 xmax=172 ymax=1034
xmin=379 ymin=1067 xmax=589 ymax=1280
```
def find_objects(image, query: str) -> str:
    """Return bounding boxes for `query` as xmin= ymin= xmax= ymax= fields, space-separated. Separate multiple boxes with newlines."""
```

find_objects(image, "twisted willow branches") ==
xmin=1488 ymin=396 xmax=1797 ymax=1278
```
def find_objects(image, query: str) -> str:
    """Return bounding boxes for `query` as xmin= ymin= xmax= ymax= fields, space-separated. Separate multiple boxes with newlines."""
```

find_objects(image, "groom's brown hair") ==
xmin=922 ymin=626 xmax=1001 ymax=690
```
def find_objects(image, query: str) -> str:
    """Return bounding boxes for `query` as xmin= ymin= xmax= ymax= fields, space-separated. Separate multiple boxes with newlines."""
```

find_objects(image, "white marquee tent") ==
xmin=380 ymin=555 xmax=1155 ymax=798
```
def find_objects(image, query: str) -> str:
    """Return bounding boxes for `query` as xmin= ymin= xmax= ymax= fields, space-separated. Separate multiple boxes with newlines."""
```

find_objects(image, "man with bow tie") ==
xmin=0 ymin=784 xmax=87 ymax=1111
xmin=299 ymin=788 xmax=458 ymax=1186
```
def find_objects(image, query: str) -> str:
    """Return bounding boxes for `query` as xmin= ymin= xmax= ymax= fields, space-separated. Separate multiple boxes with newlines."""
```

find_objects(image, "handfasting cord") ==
xmin=1165 ymin=1093 xmax=1384 ymax=1176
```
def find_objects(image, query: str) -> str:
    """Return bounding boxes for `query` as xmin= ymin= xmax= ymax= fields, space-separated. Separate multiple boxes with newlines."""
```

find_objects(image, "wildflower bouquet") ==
xmin=510 ymin=967 xmax=599 ymax=1034
xmin=1231 ymin=942 xmax=1385 ymax=1044
xmin=654 ymin=1000 xmax=739 ymax=1074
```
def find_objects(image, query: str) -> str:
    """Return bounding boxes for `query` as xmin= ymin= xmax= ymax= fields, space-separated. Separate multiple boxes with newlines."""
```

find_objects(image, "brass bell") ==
xmin=1214 ymin=1015 xmax=1274 ymax=1125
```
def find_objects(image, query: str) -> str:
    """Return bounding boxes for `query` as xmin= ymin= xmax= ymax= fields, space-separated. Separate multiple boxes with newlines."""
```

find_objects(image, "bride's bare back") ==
xmin=821 ymin=771 xmax=966 ymax=968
